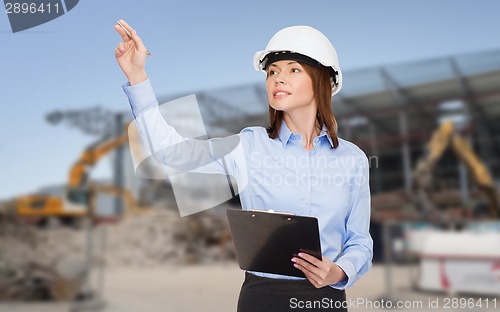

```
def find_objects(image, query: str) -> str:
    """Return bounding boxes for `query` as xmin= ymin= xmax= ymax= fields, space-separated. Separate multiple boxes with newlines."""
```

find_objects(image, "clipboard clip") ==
xmin=249 ymin=209 xmax=295 ymax=216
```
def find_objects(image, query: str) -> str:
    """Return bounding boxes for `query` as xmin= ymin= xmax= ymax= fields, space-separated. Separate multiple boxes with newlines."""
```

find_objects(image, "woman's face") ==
xmin=266 ymin=60 xmax=316 ymax=114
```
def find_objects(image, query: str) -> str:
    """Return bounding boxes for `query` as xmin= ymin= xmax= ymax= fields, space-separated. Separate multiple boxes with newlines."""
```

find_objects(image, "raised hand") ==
xmin=114 ymin=19 xmax=149 ymax=85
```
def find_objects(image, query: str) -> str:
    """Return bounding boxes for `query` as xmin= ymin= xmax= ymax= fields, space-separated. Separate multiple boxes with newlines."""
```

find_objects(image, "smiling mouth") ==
xmin=273 ymin=91 xmax=291 ymax=97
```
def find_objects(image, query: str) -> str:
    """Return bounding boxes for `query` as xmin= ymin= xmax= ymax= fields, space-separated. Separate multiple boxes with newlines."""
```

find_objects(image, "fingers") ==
xmin=114 ymin=41 xmax=123 ymax=58
xmin=292 ymin=257 xmax=318 ymax=277
xmin=293 ymin=262 xmax=323 ymax=288
xmin=118 ymin=42 xmax=125 ymax=52
xmin=292 ymin=253 xmax=333 ymax=288
xmin=114 ymin=24 xmax=130 ymax=42
xmin=117 ymin=19 xmax=133 ymax=34
xmin=115 ymin=41 xmax=127 ymax=58
xmin=117 ymin=19 xmax=147 ymax=54
xmin=293 ymin=253 xmax=325 ymax=277
xmin=130 ymin=29 xmax=146 ymax=54
xmin=292 ymin=256 xmax=321 ymax=277
xmin=297 ymin=253 xmax=322 ymax=267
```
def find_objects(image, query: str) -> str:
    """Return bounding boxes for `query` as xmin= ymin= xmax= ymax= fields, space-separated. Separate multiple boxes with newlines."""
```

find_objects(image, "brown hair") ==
xmin=266 ymin=62 xmax=339 ymax=148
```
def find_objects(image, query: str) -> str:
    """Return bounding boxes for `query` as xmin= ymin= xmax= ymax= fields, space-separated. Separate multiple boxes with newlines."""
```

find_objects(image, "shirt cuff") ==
xmin=330 ymin=257 xmax=356 ymax=290
xmin=121 ymin=78 xmax=158 ymax=118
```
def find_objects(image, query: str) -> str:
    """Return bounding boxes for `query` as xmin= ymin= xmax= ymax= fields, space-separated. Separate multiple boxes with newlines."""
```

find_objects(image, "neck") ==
xmin=283 ymin=108 xmax=320 ymax=151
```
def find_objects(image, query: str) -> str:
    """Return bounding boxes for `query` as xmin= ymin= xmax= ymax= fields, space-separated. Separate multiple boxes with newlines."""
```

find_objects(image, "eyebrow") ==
xmin=269 ymin=61 xmax=298 ymax=68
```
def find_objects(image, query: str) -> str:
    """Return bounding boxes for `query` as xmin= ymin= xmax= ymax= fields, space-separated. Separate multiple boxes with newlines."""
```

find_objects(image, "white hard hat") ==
xmin=253 ymin=25 xmax=342 ymax=96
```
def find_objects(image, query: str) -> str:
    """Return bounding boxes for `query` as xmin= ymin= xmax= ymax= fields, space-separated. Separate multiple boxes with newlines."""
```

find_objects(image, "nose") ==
xmin=274 ymin=72 xmax=286 ymax=85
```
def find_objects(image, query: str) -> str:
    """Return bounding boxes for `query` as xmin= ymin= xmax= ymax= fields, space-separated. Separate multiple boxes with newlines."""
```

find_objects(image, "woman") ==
xmin=115 ymin=20 xmax=372 ymax=311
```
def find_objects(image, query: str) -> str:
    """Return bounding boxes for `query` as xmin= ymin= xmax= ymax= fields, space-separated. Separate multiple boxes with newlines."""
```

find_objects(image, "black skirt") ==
xmin=237 ymin=272 xmax=348 ymax=312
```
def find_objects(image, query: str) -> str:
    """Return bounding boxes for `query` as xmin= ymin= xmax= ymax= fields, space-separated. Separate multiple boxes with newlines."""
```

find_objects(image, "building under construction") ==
xmin=33 ymin=47 xmax=500 ymax=219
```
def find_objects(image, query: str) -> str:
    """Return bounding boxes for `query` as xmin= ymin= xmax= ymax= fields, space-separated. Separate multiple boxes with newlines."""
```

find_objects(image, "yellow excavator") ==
xmin=0 ymin=123 xmax=144 ymax=226
xmin=412 ymin=120 xmax=499 ymax=219
xmin=0 ymin=195 xmax=84 ymax=226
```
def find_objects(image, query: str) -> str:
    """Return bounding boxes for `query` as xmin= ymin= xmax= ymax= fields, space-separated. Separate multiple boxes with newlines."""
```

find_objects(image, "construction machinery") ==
xmin=0 ymin=131 xmax=132 ymax=226
xmin=67 ymin=127 xmax=129 ymax=206
xmin=0 ymin=195 xmax=85 ymax=227
xmin=372 ymin=120 xmax=500 ymax=300
xmin=0 ymin=119 xmax=146 ymax=227
xmin=402 ymin=120 xmax=500 ymax=296
xmin=411 ymin=120 xmax=500 ymax=219
xmin=0 ymin=108 xmax=136 ymax=307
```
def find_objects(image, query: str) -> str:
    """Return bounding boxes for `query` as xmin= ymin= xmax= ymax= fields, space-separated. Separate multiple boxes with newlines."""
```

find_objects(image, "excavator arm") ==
xmin=66 ymin=121 xmax=149 ymax=211
xmin=67 ymin=126 xmax=129 ymax=205
xmin=451 ymin=135 xmax=500 ymax=218
xmin=68 ymin=132 xmax=129 ymax=188
xmin=412 ymin=120 xmax=500 ymax=218
xmin=412 ymin=121 xmax=455 ymax=214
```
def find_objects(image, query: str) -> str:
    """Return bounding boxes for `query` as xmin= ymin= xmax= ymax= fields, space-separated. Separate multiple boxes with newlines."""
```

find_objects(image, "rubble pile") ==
xmin=0 ymin=209 xmax=236 ymax=301
xmin=104 ymin=209 xmax=236 ymax=266
xmin=0 ymin=223 xmax=87 ymax=301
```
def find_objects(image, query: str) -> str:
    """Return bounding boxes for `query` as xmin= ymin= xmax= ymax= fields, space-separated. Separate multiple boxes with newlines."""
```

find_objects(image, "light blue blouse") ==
xmin=123 ymin=79 xmax=373 ymax=290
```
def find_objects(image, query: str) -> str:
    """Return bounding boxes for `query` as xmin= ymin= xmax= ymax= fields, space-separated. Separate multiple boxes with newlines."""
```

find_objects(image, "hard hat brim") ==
xmin=253 ymin=49 xmax=343 ymax=96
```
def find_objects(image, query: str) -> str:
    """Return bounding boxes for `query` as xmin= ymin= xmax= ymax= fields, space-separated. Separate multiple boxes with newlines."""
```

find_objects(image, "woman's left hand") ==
xmin=292 ymin=253 xmax=347 ymax=288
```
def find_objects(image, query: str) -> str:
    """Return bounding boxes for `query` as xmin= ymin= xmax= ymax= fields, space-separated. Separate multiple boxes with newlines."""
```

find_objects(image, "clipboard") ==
xmin=226 ymin=208 xmax=322 ymax=278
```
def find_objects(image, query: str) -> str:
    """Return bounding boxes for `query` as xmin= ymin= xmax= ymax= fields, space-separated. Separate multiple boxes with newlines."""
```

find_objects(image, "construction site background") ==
xmin=2 ymin=3 xmax=500 ymax=310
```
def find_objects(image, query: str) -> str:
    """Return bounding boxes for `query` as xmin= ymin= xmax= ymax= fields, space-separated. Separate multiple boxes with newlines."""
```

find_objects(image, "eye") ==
xmin=291 ymin=68 xmax=301 ymax=73
xmin=267 ymin=69 xmax=278 ymax=78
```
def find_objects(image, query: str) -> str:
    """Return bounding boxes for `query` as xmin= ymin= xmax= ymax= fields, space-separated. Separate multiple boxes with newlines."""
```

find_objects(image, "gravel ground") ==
xmin=1 ymin=264 xmax=498 ymax=312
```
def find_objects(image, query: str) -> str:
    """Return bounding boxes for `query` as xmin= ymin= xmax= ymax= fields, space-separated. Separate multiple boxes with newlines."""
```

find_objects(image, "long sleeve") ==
xmin=331 ymin=153 xmax=373 ymax=289
xmin=122 ymin=79 xmax=246 ymax=178
xmin=122 ymin=79 xmax=251 ymax=216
